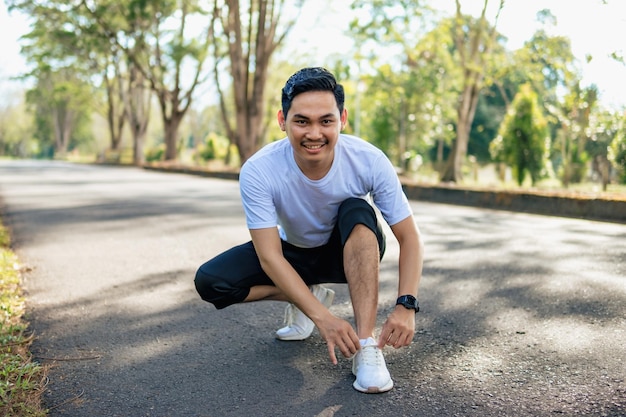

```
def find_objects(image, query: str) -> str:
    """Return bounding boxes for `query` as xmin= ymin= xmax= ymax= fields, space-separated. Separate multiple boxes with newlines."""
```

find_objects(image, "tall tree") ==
xmin=26 ymin=67 xmax=93 ymax=157
xmin=491 ymin=83 xmax=548 ymax=186
xmin=8 ymin=0 xmax=153 ymax=162
xmin=348 ymin=0 xmax=459 ymax=170
xmin=609 ymin=111 xmax=626 ymax=185
xmin=9 ymin=4 xmax=96 ymax=157
xmin=440 ymin=0 xmax=504 ymax=182
xmin=83 ymin=0 xmax=214 ymax=161
xmin=121 ymin=63 xmax=152 ymax=165
xmin=211 ymin=0 xmax=304 ymax=165
xmin=555 ymin=84 xmax=598 ymax=187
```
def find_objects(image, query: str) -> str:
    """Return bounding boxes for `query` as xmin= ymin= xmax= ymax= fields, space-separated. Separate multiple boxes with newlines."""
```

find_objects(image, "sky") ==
xmin=1 ymin=0 xmax=625 ymax=110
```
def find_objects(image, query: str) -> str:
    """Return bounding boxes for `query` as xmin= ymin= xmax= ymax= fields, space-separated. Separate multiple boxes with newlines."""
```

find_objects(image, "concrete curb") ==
xmin=401 ymin=183 xmax=626 ymax=224
xmin=143 ymin=164 xmax=626 ymax=224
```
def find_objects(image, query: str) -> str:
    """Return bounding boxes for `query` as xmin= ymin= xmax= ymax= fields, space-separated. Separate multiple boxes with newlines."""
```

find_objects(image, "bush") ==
xmin=144 ymin=144 xmax=165 ymax=162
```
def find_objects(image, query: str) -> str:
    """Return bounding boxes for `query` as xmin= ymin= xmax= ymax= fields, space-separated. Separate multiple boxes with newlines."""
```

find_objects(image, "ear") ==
xmin=277 ymin=110 xmax=286 ymax=131
xmin=340 ymin=108 xmax=348 ymax=130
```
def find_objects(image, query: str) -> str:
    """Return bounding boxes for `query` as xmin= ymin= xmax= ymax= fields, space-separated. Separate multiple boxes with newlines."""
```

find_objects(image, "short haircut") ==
xmin=281 ymin=67 xmax=345 ymax=117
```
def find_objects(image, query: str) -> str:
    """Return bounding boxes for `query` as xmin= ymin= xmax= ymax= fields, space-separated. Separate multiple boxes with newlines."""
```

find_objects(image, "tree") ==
xmin=490 ymin=83 xmax=548 ymax=186
xmin=211 ymin=0 xmax=303 ymax=165
xmin=8 ymin=0 xmax=152 ymax=162
xmin=609 ymin=111 xmax=626 ymax=184
xmin=26 ymin=67 xmax=94 ymax=157
xmin=587 ymin=109 xmax=623 ymax=190
xmin=121 ymin=64 xmax=152 ymax=165
xmin=552 ymin=84 xmax=598 ymax=187
xmin=82 ymin=0 xmax=214 ymax=161
xmin=440 ymin=0 xmax=504 ymax=183
xmin=0 ymin=91 xmax=34 ymax=157
xmin=348 ymin=0 xmax=457 ymax=169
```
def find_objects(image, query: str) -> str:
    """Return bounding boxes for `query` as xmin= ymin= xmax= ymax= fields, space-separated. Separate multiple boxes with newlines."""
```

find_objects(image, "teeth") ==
xmin=305 ymin=144 xmax=323 ymax=149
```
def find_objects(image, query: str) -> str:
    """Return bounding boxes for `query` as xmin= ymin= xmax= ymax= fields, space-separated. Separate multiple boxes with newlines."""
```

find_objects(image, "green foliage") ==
xmin=0 ymin=222 xmax=46 ymax=417
xmin=0 ymin=96 xmax=35 ymax=158
xmin=193 ymin=133 xmax=230 ymax=164
xmin=25 ymin=68 xmax=94 ymax=158
xmin=469 ymin=84 xmax=509 ymax=163
xmin=145 ymin=144 xmax=165 ymax=162
xmin=609 ymin=115 xmax=626 ymax=184
xmin=4 ymin=0 xmax=624 ymax=189
xmin=516 ymin=30 xmax=577 ymax=102
xmin=491 ymin=83 xmax=548 ymax=185
xmin=348 ymin=9 xmax=458 ymax=168
xmin=550 ymin=84 xmax=600 ymax=186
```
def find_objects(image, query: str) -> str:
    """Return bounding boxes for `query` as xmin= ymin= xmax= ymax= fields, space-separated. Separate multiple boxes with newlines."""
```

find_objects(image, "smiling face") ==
xmin=278 ymin=90 xmax=348 ymax=180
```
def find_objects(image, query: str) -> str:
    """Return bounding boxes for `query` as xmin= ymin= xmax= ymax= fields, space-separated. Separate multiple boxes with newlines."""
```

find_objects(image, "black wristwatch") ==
xmin=396 ymin=295 xmax=419 ymax=312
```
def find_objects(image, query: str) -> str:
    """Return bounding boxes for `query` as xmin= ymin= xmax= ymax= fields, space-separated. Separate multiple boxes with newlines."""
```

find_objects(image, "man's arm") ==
xmin=378 ymin=215 xmax=424 ymax=348
xmin=249 ymin=227 xmax=360 ymax=364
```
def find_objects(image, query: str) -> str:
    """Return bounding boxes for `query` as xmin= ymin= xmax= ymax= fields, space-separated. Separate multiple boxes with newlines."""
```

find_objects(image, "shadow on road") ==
xmin=0 ymin=161 xmax=623 ymax=416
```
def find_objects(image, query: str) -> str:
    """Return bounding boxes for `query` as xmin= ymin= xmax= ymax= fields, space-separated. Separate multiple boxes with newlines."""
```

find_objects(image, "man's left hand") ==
xmin=377 ymin=306 xmax=416 ymax=349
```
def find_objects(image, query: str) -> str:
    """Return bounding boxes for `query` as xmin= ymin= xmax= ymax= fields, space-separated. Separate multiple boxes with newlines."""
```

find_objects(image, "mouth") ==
xmin=302 ymin=141 xmax=327 ymax=150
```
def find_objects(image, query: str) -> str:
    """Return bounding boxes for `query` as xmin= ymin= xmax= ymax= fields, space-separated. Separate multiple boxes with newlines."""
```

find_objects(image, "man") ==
xmin=195 ymin=67 xmax=423 ymax=393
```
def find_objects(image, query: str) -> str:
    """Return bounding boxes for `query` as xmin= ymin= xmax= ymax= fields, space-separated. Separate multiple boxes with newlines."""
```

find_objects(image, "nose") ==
xmin=306 ymin=123 xmax=323 ymax=140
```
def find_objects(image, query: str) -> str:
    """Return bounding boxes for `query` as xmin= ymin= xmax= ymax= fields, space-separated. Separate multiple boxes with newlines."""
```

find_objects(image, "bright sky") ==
xmin=2 ymin=0 xmax=625 ymax=109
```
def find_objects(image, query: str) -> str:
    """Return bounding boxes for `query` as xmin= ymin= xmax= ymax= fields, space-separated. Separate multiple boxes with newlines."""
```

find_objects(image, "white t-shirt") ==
xmin=239 ymin=134 xmax=413 ymax=248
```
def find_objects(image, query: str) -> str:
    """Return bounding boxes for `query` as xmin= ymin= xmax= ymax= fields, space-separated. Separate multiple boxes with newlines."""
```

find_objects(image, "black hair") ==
xmin=281 ymin=67 xmax=345 ymax=117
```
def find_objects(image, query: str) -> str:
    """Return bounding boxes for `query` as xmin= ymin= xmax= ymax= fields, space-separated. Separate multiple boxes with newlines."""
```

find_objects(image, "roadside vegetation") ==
xmin=2 ymin=1 xmax=625 ymax=195
xmin=0 ymin=221 xmax=47 ymax=416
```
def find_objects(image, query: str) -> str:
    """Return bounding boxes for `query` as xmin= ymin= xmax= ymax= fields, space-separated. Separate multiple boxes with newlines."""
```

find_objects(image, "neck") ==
xmin=295 ymin=155 xmax=333 ymax=180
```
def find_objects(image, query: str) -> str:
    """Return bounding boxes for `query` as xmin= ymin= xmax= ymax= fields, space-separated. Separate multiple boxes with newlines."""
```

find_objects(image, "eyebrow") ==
xmin=292 ymin=113 xmax=337 ymax=120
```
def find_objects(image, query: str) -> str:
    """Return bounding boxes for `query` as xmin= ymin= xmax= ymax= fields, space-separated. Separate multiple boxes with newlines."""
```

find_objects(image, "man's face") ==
xmin=278 ymin=90 xmax=347 ymax=177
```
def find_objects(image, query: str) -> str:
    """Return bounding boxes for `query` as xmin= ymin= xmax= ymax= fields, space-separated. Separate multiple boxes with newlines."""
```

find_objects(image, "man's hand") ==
xmin=377 ymin=306 xmax=416 ymax=349
xmin=316 ymin=314 xmax=361 ymax=365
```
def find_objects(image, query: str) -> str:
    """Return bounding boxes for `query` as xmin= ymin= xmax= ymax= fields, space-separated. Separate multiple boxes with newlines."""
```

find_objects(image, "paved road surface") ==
xmin=0 ymin=160 xmax=624 ymax=417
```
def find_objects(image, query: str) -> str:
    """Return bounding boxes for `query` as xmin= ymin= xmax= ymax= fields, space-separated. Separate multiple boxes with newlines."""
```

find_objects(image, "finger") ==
xmin=347 ymin=333 xmax=360 ymax=356
xmin=338 ymin=340 xmax=354 ymax=359
xmin=377 ymin=326 xmax=391 ymax=348
xmin=393 ymin=331 xmax=412 ymax=348
xmin=327 ymin=342 xmax=338 ymax=365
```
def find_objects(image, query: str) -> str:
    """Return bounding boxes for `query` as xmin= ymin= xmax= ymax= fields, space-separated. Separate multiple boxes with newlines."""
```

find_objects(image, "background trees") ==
xmin=491 ymin=83 xmax=548 ymax=186
xmin=2 ymin=0 xmax=625 ymax=190
xmin=211 ymin=0 xmax=304 ymax=165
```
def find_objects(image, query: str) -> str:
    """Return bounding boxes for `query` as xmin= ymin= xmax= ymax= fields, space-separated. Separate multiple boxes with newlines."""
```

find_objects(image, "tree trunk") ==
xmin=163 ymin=111 xmax=183 ymax=161
xmin=441 ymin=82 xmax=480 ymax=182
xmin=53 ymin=106 xmax=74 ymax=157
xmin=215 ymin=0 xmax=301 ymax=166
xmin=122 ymin=65 xmax=150 ymax=165
xmin=440 ymin=0 xmax=504 ymax=183
xmin=104 ymin=67 xmax=125 ymax=152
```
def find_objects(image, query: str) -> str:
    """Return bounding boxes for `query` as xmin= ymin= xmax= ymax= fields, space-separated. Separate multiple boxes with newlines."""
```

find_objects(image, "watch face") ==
xmin=397 ymin=295 xmax=419 ymax=311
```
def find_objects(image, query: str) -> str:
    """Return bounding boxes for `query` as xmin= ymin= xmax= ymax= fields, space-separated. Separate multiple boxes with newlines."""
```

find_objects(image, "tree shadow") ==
xmin=3 ymin=162 xmax=624 ymax=416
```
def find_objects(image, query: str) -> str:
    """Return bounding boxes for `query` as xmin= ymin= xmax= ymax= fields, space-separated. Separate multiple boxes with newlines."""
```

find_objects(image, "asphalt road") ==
xmin=0 ymin=160 xmax=624 ymax=417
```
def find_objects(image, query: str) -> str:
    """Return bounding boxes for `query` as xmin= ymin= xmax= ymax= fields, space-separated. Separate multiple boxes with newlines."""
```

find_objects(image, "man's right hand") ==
xmin=316 ymin=314 xmax=361 ymax=365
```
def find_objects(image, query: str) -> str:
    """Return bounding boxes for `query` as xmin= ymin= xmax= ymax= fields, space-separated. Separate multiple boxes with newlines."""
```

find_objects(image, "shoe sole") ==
xmin=275 ymin=331 xmax=310 ymax=341
xmin=352 ymin=379 xmax=394 ymax=394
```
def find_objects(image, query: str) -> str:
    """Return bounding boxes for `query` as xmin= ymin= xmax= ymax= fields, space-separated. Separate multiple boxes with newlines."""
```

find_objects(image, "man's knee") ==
xmin=337 ymin=198 xmax=386 ymax=258
xmin=194 ymin=262 xmax=237 ymax=310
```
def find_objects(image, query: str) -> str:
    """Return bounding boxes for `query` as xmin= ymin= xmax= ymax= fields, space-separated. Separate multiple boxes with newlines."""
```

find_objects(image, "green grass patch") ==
xmin=0 ymin=222 xmax=47 ymax=416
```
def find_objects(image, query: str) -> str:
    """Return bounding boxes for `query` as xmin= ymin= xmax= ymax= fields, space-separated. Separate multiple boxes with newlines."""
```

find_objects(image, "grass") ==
xmin=0 ymin=222 xmax=47 ymax=416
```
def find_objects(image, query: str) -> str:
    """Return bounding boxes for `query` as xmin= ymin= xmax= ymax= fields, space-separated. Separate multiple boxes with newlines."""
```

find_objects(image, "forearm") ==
xmin=398 ymin=235 xmax=423 ymax=296
xmin=393 ymin=219 xmax=424 ymax=297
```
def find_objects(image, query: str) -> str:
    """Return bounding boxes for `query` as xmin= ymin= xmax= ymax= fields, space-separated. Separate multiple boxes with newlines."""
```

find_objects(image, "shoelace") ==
xmin=358 ymin=345 xmax=383 ymax=367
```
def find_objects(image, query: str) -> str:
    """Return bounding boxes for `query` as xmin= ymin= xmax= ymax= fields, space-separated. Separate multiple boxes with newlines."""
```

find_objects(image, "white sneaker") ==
xmin=275 ymin=285 xmax=335 ymax=341
xmin=352 ymin=337 xmax=394 ymax=393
